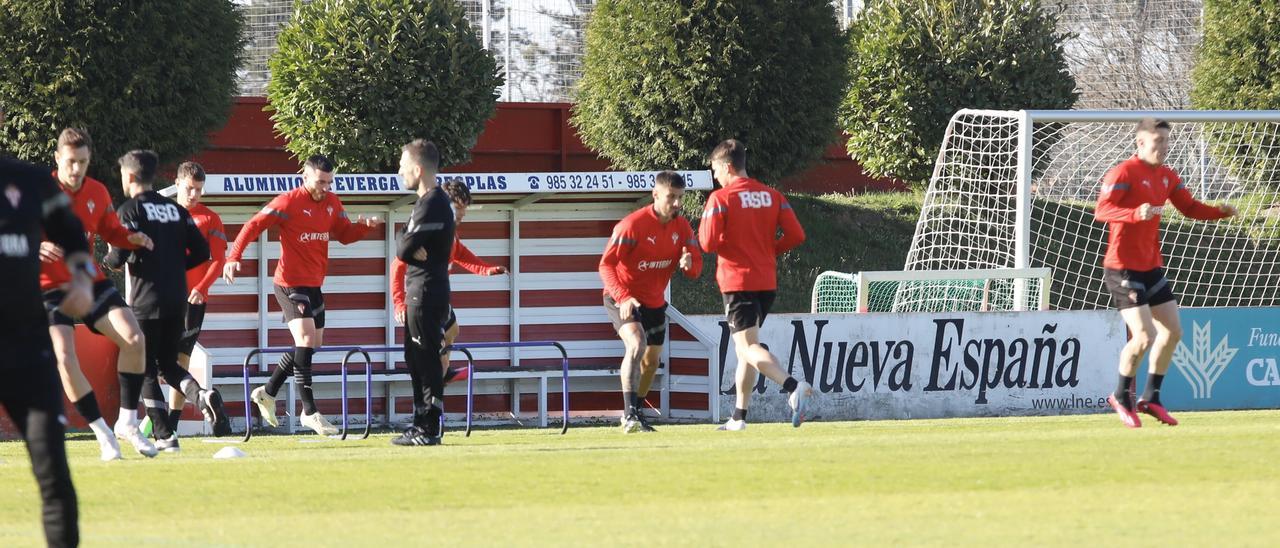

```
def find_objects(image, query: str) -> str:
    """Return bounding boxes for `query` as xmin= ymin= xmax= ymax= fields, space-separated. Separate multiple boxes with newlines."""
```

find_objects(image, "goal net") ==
xmin=811 ymin=268 xmax=1050 ymax=313
xmin=905 ymin=109 xmax=1280 ymax=311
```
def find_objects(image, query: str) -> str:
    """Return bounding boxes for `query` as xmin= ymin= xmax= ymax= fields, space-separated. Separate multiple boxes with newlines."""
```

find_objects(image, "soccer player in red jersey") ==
xmin=138 ymin=162 xmax=228 ymax=439
xmin=699 ymin=140 xmax=811 ymax=431
xmin=599 ymin=171 xmax=701 ymax=433
xmin=1096 ymin=118 xmax=1236 ymax=428
xmin=390 ymin=179 xmax=506 ymax=385
xmin=223 ymin=155 xmax=382 ymax=435
xmin=39 ymin=127 xmax=157 ymax=459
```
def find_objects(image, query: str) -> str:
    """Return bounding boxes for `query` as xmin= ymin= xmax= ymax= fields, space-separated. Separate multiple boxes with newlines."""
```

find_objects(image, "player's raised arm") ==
xmin=1168 ymin=174 xmax=1235 ymax=220
xmin=679 ymin=219 xmax=702 ymax=277
xmin=224 ymin=194 xmax=288 ymax=282
xmin=1094 ymin=166 xmax=1144 ymax=223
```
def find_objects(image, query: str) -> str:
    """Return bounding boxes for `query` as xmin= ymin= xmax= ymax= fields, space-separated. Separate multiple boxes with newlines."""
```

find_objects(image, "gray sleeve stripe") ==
xmin=41 ymin=193 xmax=71 ymax=216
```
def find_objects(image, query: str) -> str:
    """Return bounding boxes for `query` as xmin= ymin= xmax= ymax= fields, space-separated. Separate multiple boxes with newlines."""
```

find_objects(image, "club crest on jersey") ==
xmin=1162 ymin=176 xmax=1169 ymax=188
xmin=86 ymin=200 xmax=95 ymax=214
xmin=4 ymin=184 xmax=19 ymax=208
xmin=671 ymin=232 xmax=679 ymax=245
xmin=326 ymin=206 xmax=333 ymax=216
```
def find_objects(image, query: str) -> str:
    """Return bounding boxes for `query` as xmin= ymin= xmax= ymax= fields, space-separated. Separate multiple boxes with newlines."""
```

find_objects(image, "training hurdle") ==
xmin=238 ymin=340 xmax=570 ymax=441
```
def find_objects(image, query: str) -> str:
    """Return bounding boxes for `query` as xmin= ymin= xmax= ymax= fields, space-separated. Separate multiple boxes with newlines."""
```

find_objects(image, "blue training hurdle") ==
xmin=238 ymin=341 xmax=570 ymax=441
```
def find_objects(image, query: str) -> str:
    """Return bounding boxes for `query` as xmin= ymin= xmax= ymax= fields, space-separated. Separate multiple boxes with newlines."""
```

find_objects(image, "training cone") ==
xmin=213 ymin=446 xmax=247 ymax=459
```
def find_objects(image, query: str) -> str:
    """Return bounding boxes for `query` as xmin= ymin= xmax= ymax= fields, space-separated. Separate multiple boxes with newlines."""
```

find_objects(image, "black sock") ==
xmin=732 ymin=408 xmax=747 ymax=421
xmin=624 ymin=391 xmax=639 ymax=416
xmin=1115 ymin=375 xmax=1136 ymax=407
xmin=294 ymin=347 xmax=316 ymax=415
xmin=118 ymin=373 xmax=145 ymax=415
xmin=1142 ymin=373 xmax=1165 ymax=404
xmin=265 ymin=353 xmax=295 ymax=397
xmin=146 ymin=406 xmax=173 ymax=439
xmin=782 ymin=377 xmax=799 ymax=393
xmin=425 ymin=404 xmax=442 ymax=437
xmin=167 ymin=409 xmax=183 ymax=433
xmin=73 ymin=393 xmax=102 ymax=423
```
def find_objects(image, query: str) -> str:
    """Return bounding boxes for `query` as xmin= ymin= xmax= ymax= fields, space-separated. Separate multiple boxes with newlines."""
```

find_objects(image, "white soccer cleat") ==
xmin=788 ymin=381 xmax=814 ymax=428
xmin=300 ymin=411 xmax=339 ymax=436
xmin=717 ymin=419 xmax=747 ymax=431
xmin=154 ymin=434 xmax=181 ymax=453
xmin=250 ymin=386 xmax=279 ymax=428
xmin=622 ymin=415 xmax=642 ymax=434
xmin=96 ymin=431 xmax=123 ymax=462
xmin=113 ymin=422 xmax=158 ymax=458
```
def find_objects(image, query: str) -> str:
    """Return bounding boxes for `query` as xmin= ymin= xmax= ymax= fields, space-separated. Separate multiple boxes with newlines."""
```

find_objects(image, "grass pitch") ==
xmin=3 ymin=410 xmax=1279 ymax=546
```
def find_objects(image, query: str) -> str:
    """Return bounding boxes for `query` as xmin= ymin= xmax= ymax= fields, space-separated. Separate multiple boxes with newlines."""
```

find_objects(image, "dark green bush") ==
xmin=572 ymin=0 xmax=846 ymax=184
xmin=0 ymin=0 xmax=243 ymax=199
xmin=1191 ymin=0 xmax=1280 ymax=187
xmin=840 ymin=0 xmax=1077 ymax=188
xmin=268 ymin=0 xmax=502 ymax=172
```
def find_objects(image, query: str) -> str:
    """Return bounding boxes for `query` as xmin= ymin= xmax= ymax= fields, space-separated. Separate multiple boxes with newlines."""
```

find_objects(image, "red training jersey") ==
xmin=39 ymin=174 xmax=139 ymax=290
xmin=227 ymin=186 xmax=372 ymax=287
xmin=185 ymin=202 xmax=227 ymax=298
xmin=599 ymin=206 xmax=701 ymax=308
xmin=698 ymin=176 xmax=804 ymax=292
xmin=1096 ymin=155 xmax=1229 ymax=271
xmin=391 ymin=237 xmax=502 ymax=313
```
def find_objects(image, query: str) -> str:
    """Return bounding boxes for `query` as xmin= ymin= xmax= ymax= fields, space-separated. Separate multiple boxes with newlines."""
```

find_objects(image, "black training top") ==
xmin=107 ymin=190 xmax=209 ymax=319
xmin=0 ymin=157 xmax=89 ymax=336
xmin=397 ymin=185 xmax=455 ymax=303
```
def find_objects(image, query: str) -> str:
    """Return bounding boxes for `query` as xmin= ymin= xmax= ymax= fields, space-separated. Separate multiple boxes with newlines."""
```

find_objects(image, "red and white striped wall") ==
xmin=187 ymin=182 xmax=717 ymax=432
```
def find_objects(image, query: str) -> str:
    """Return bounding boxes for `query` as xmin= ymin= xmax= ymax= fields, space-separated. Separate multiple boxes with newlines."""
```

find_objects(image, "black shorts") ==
xmin=42 ymin=279 xmax=127 ymax=335
xmin=1103 ymin=268 xmax=1177 ymax=310
xmin=177 ymin=302 xmax=207 ymax=356
xmin=603 ymin=294 xmax=668 ymax=346
xmin=722 ymin=291 xmax=776 ymax=334
xmin=273 ymin=285 xmax=325 ymax=328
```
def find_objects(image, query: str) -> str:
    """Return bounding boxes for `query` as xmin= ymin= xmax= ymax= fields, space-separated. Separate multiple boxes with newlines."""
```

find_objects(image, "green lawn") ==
xmin=3 ymin=410 xmax=1278 ymax=546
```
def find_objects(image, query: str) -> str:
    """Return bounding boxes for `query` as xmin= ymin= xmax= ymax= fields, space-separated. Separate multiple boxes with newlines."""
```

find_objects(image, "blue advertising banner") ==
xmin=1152 ymin=307 xmax=1280 ymax=411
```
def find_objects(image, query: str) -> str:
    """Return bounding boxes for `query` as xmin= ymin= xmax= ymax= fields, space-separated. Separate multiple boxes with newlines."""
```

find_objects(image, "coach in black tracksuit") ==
xmin=393 ymin=139 xmax=454 ymax=446
xmin=1 ymin=137 xmax=88 ymax=545
xmin=105 ymin=150 xmax=229 ymax=447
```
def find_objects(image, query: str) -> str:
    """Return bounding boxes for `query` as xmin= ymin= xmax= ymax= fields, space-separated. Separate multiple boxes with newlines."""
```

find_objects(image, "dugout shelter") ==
xmin=177 ymin=169 xmax=720 ymax=434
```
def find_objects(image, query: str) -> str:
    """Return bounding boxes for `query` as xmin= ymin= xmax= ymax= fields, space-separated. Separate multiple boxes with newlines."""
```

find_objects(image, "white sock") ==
xmin=117 ymin=409 xmax=138 ymax=427
xmin=89 ymin=418 xmax=113 ymax=440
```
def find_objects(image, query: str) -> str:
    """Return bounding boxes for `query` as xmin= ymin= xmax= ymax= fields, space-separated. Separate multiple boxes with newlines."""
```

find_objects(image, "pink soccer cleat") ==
xmin=1107 ymin=394 xmax=1142 ymax=428
xmin=1136 ymin=400 xmax=1179 ymax=426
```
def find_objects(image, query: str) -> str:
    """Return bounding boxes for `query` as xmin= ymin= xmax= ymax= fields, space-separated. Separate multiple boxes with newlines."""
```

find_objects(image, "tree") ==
xmin=841 ymin=0 xmax=1077 ymax=187
xmin=1191 ymin=0 xmax=1280 ymax=187
xmin=572 ymin=0 xmax=846 ymax=183
xmin=0 ymin=0 xmax=244 ymax=200
xmin=268 ymin=0 xmax=503 ymax=172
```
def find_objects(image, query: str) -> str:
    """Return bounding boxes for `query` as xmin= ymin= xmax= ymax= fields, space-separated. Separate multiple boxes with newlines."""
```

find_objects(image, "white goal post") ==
xmin=904 ymin=109 xmax=1280 ymax=311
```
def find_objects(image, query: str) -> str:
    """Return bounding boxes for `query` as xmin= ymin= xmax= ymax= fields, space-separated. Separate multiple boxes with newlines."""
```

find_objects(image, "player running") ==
xmin=1096 ymin=118 xmax=1236 ymax=428
xmin=391 ymin=139 xmax=455 ymax=446
xmin=139 ymin=162 xmax=226 ymax=439
xmin=1 ymin=104 xmax=88 ymax=547
xmin=390 ymin=178 xmax=507 ymax=386
xmin=106 ymin=151 xmax=229 ymax=451
xmin=699 ymin=139 xmax=811 ymax=431
xmin=225 ymin=154 xmax=381 ymax=436
xmin=599 ymin=171 xmax=701 ymax=433
xmin=39 ymin=127 xmax=157 ymax=459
